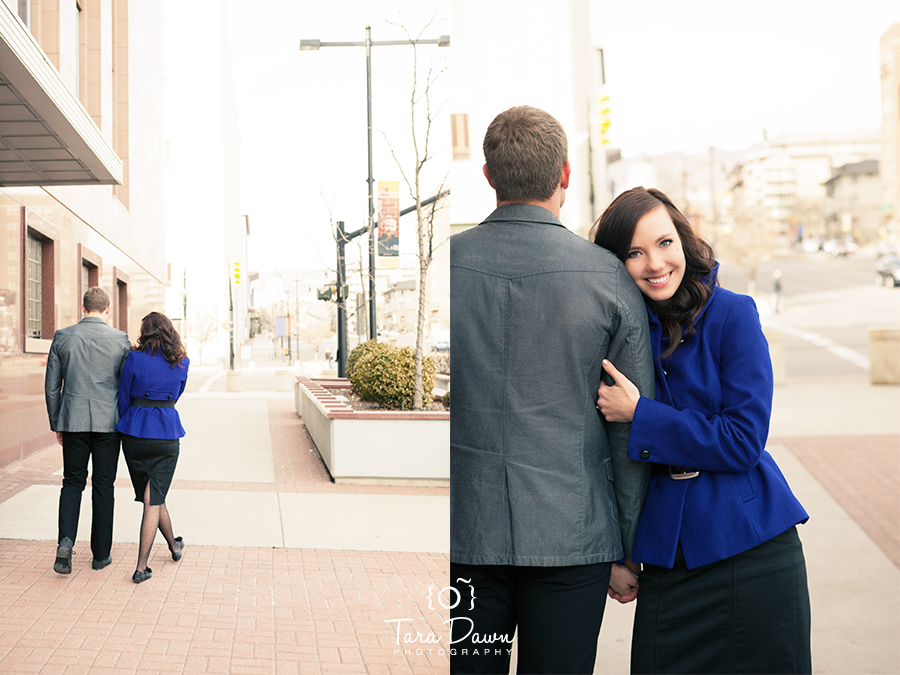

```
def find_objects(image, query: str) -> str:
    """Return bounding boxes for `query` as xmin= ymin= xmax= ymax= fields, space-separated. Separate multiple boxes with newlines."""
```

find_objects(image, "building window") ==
xmin=452 ymin=114 xmax=470 ymax=161
xmin=25 ymin=229 xmax=55 ymax=341
xmin=18 ymin=0 xmax=30 ymax=26
xmin=76 ymin=2 xmax=83 ymax=100
xmin=26 ymin=234 xmax=42 ymax=338
xmin=116 ymin=279 xmax=128 ymax=332
xmin=81 ymin=264 xmax=90 ymax=299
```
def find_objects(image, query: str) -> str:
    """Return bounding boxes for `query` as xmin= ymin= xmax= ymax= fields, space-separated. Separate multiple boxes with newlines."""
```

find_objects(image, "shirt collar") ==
xmin=481 ymin=203 xmax=565 ymax=228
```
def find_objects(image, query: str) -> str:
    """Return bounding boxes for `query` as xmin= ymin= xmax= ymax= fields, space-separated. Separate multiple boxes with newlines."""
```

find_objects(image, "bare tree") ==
xmin=189 ymin=311 xmax=218 ymax=366
xmin=300 ymin=317 xmax=333 ymax=357
xmin=716 ymin=197 xmax=777 ymax=295
xmin=384 ymin=15 xmax=449 ymax=409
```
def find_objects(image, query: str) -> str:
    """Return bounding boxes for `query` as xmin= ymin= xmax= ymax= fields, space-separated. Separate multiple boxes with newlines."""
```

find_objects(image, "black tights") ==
xmin=136 ymin=482 xmax=176 ymax=571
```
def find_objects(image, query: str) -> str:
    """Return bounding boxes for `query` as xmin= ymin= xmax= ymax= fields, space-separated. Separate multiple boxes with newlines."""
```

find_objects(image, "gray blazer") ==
xmin=45 ymin=316 xmax=133 ymax=433
xmin=450 ymin=204 xmax=655 ymax=566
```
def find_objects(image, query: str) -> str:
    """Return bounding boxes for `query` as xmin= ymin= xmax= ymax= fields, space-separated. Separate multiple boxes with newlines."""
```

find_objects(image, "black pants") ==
xmin=450 ymin=562 xmax=612 ymax=675
xmin=58 ymin=431 xmax=120 ymax=560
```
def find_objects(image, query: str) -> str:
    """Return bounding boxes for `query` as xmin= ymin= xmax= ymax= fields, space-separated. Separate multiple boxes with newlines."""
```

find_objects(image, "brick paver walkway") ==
xmin=771 ymin=434 xmax=900 ymax=568
xmin=0 ymin=399 xmax=450 ymax=674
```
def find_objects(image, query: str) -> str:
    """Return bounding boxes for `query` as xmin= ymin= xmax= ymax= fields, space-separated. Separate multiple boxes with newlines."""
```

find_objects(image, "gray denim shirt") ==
xmin=450 ymin=204 xmax=654 ymax=566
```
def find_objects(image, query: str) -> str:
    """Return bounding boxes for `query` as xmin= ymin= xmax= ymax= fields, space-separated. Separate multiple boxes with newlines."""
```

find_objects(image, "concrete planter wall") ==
xmin=295 ymin=377 xmax=449 ymax=486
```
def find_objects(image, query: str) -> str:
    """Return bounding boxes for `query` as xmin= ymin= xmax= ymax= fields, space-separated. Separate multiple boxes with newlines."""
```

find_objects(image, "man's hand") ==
xmin=608 ymin=562 xmax=639 ymax=604
xmin=56 ymin=432 xmax=64 ymax=446
xmin=597 ymin=359 xmax=640 ymax=423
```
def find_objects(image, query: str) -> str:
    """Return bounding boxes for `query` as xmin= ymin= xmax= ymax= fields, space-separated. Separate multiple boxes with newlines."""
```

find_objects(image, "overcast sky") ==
xmin=596 ymin=1 xmax=898 ymax=156
xmin=224 ymin=0 xmax=449 ymax=273
xmin=222 ymin=1 xmax=897 ymax=272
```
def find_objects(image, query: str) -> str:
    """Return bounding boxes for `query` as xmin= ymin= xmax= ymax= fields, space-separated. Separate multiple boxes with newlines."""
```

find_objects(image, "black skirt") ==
xmin=632 ymin=526 xmax=811 ymax=675
xmin=121 ymin=435 xmax=180 ymax=505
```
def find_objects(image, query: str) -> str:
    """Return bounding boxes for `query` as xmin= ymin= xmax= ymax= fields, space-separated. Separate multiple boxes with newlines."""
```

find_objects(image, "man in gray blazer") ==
xmin=450 ymin=106 xmax=655 ymax=674
xmin=45 ymin=287 xmax=132 ymax=574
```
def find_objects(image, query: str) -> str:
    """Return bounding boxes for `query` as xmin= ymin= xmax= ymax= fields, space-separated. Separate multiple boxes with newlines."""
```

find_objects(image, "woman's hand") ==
xmin=596 ymin=359 xmax=640 ymax=423
xmin=608 ymin=562 xmax=640 ymax=603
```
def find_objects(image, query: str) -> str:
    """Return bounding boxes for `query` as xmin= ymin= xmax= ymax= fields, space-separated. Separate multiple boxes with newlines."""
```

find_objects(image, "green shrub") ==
xmin=346 ymin=340 xmax=436 ymax=410
xmin=442 ymin=391 xmax=450 ymax=409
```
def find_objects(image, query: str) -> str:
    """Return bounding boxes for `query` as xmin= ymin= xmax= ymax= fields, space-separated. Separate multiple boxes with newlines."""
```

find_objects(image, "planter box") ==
xmin=295 ymin=377 xmax=449 ymax=486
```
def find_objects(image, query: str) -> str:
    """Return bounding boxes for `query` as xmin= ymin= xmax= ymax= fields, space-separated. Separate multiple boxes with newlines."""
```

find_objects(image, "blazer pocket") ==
xmin=731 ymin=471 xmax=756 ymax=502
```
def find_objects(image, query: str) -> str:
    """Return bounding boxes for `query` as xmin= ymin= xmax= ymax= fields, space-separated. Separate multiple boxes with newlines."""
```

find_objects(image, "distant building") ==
xmin=735 ymin=130 xmax=879 ymax=243
xmin=163 ymin=0 xmax=246 ymax=368
xmin=881 ymin=23 xmax=900 ymax=237
xmin=823 ymin=160 xmax=881 ymax=242
xmin=382 ymin=279 xmax=417 ymax=334
xmin=0 ymin=1 xmax=165 ymax=468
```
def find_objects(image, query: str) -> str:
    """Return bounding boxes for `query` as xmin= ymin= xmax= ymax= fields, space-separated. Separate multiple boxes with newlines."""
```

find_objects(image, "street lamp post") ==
xmin=299 ymin=27 xmax=449 ymax=342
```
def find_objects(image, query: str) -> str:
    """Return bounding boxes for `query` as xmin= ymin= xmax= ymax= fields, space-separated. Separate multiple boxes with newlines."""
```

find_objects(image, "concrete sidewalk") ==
xmin=0 ymin=368 xmax=897 ymax=673
xmin=0 ymin=387 xmax=451 ymax=674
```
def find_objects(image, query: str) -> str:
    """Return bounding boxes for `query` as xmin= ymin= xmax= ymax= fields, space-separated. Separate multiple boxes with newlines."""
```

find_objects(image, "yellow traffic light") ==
xmin=597 ymin=95 xmax=611 ymax=145
xmin=233 ymin=261 xmax=241 ymax=284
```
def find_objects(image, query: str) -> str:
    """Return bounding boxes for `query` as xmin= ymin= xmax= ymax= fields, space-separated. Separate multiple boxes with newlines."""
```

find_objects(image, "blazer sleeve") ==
xmin=118 ymin=352 xmax=135 ymax=419
xmin=44 ymin=333 xmax=62 ymax=431
xmin=605 ymin=270 xmax=655 ymax=559
xmin=629 ymin=295 xmax=773 ymax=473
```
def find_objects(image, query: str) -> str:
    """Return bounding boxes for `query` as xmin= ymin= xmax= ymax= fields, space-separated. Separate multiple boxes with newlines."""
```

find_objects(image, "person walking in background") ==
xmin=44 ymin=287 xmax=132 ymax=575
xmin=593 ymin=187 xmax=811 ymax=674
xmin=450 ymin=105 xmax=655 ymax=674
xmin=117 ymin=312 xmax=189 ymax=584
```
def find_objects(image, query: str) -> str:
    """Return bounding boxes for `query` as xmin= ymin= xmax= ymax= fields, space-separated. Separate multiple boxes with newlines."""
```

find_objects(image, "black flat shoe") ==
xmin=53 ymin=537 xmax=73 ymax=575
xmin=132 ymin=567 xmax=152 ymax=583
xmin=92 ymin=557 xmax=112 ymax=570
xmin=170 ymin=537 xmax=184 ymax=562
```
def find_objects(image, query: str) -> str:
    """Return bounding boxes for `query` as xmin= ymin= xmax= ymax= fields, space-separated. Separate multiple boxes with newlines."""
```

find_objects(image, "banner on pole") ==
xmin=377 ymin=181 xmax=400 ymax=257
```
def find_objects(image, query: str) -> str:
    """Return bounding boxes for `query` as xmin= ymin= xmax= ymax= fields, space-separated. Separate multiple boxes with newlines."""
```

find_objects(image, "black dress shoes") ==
xmin=92 ymin=556 xmax=112 ymax=570
xmin=132 ymin=567 xmax=152 ymax=583
xmin=170 ymin=537 xmax=184 ymax=561
xmin=53 ymin=537 xmax=73 ymax=574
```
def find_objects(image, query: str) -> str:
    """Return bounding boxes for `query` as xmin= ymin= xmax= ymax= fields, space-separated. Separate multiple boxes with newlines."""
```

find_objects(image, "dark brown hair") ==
xmin=136 ymin=311 xmax=187 ymax=367
xmin=591 ymin=187 xmax=716 ymax=357
xmin=483 ymin=105 xmax=568 ymax=203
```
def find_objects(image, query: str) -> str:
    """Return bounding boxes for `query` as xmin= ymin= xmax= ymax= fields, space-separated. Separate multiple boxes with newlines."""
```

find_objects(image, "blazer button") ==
xmin=639 ymin=450 xmax=651 ymax=460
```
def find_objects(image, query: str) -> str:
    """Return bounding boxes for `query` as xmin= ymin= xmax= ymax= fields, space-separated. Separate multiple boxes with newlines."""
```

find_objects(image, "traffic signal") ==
xmin=233 ymin=261 xmax=241 ymax=284
xmin=597 ymin=95 xmax=611 ymax=145
xmin=317 ymin=284 xmax=335 ymax=301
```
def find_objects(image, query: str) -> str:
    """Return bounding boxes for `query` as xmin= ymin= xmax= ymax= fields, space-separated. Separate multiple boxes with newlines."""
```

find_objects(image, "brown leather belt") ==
xmin=651 ymin=464 xmax=700 ymax=480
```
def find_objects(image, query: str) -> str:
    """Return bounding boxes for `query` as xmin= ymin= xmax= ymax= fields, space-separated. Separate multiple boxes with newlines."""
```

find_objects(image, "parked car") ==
xmin=875 ymin=255 xmax=900 ymax=287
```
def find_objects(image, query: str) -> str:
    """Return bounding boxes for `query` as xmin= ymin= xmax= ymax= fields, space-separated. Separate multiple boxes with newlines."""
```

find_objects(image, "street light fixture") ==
xmin=299 ymin=26 xmax=449 ymax=343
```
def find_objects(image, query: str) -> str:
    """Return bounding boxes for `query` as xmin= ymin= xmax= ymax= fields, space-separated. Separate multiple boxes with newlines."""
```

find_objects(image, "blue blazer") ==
xmin=628 ymin=266 xmax=808 ymax=569
xmin=116 ymin=350 xmax=189 ymax=440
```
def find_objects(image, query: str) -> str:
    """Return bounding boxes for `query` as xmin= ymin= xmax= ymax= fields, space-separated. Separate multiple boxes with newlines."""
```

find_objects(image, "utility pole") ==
xmin=709 ymin=146 xmax=718 ymax=231
xmin=293 ymin=277 xmax=300 ymax=362
xmin=182 ymin=268 xmax=187 ymax=349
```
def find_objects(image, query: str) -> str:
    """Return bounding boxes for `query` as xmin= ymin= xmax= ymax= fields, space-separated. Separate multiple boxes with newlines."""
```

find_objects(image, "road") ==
xmin=719 ymin=251 xmax=900 ymax=382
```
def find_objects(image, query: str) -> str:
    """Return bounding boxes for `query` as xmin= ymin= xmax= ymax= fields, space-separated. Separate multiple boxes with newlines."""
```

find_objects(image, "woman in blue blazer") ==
xmin=593 ymin=188 xmax=811 ymax=674
xmin=117 ymin=312 xmax=189 ymax=583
